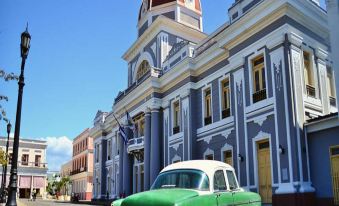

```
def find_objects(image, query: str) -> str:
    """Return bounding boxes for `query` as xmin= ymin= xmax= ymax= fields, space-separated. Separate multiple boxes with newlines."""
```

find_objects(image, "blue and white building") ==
xmin=90 ymin=0 xmax=338 ymax=205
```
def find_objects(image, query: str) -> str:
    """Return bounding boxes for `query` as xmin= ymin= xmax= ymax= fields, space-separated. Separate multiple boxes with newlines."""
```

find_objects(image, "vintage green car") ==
xmin=112 ymin=160 xmax=261 ymax=206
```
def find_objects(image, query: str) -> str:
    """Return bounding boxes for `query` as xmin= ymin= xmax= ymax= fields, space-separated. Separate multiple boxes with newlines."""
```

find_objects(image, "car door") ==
xmin=225 ymin=170 xmax=248 ymax=205
xmin=214 ymin=169 xmax=233 ymax=206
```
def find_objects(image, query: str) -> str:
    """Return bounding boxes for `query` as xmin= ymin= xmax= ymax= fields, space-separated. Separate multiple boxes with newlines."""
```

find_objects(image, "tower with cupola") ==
xmin=123 ymin=0 xmax=206 ymax=87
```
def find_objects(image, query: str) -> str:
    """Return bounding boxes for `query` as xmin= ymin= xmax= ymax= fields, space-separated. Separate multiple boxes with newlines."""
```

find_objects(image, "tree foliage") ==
xmin=47 ymin=176 xmax=71 ymax=196
xmin=61 ymin=176 xmax=71 ymax=194
xmin=0 ymin=68 xmax=18 ymax=124
xmin=0 ymin=148 xmax=7 ymax=166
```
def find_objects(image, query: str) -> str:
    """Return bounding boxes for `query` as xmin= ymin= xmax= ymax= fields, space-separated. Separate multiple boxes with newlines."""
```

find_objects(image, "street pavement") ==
xmin=18 ymin=199 xmax=103 ymax=206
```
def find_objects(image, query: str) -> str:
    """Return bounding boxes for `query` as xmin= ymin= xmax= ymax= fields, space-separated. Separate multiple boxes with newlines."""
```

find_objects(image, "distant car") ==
xmin=71 ymin=192 xmax=79 ymax=202
xmin=112 ymin=160 xmax=261 ymax=206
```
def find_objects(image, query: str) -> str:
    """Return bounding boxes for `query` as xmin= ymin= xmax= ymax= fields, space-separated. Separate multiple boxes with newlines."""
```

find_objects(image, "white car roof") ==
xmin=161 ymin=160 xmax=235 ymax=177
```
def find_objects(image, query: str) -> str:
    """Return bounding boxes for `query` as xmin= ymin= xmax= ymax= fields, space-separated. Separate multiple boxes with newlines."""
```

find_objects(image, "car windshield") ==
xmin=151 ymin=169 xmax=210 ymax=191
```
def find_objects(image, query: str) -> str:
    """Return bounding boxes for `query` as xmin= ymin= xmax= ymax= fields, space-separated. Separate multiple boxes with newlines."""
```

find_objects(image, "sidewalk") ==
xmin=17 ymin=199 xmax=27 ymax=206
xmin=0 ymin=199 xmax=26 ymax=206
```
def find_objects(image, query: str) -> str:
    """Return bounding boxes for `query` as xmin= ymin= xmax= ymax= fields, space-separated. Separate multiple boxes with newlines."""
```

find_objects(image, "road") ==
xmin=18 ymin=199 xmax=103 ymax=206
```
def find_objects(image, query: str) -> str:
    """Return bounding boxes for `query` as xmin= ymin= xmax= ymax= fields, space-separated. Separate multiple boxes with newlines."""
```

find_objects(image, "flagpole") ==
xmin=112 ymin=113 xmax=122 ymax=128
xmin=113 ymin=113 xmax=128 ymax=144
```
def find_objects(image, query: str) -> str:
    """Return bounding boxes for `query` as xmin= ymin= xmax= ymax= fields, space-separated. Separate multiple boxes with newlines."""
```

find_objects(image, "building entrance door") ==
xmin=257 ymin=140 xmax=272 ymax=204
xmin=133 ymin=162 xmax=144 ymax=194
xmin=331 ymin=146 xmax=339 ymax=205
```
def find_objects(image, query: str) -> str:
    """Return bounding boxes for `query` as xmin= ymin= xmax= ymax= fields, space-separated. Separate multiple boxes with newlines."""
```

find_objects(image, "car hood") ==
xmin=120 ymin=189 xmax=200 ymax=206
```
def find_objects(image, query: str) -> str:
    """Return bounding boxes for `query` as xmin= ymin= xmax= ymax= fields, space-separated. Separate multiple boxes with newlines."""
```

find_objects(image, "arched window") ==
xmin=136 ymin=60 xmax=150 ymax=80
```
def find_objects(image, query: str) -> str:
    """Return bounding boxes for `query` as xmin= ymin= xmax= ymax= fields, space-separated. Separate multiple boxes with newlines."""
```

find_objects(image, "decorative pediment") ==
xmin=203 ymin=148 xmax=214 ymax=157
xmin=254 ymin=130 xmax=271 ymax=141
xmin=167 ymin=41 xmax=189 ymax=60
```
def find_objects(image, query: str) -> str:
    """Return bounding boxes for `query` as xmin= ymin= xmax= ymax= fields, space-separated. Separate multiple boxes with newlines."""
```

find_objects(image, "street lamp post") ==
xmin=6 ymin=26 xmax=31 ymax=206
xmin=0 ymin=122 xmax=12 ymax=203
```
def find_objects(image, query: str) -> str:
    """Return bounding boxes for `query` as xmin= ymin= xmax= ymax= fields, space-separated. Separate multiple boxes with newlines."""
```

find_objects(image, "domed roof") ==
xmin=138 ymin=0 xmax=201 ymax=21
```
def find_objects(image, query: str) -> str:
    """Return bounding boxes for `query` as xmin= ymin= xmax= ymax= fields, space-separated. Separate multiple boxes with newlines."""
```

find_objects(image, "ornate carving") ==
xmin=253 ymin=116 xmax=268 ymax=126
xmin=221 ymin=129 xmax=232 ymax=140
xmin=274 ymin=60 xmax=283 ymax=91
xmin=203 ymin=136 xmax=213 ymax=144
xmin=150 ymin=42 xmax=156 ymax=57
xmin=172 ymin=143 xmax=181 ymax=151
xmin=167 ymin=41 xmax=189 ymax=60
xmin=236 ymin=80 xmax=243 ymax=106
xmin=292 ymin=51 xmax=301 ymax=90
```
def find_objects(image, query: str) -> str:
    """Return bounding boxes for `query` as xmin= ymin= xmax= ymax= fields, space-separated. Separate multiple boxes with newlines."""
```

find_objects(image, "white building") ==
xmin=0 ymin=137 xmax=48 ymax=198
xmin=91 ymin=0 xmax=338 ymax=205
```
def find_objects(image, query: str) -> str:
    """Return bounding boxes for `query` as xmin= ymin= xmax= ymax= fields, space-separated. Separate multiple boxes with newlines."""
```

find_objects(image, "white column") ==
xmin=181 ymin=89 xmax=190 ymax=161
xmin=30 ymin=175 xmax=34 ymax=198
xmin=318 ymin=59 xmax=330 ymax=114
xmin=326 ymin=0 xmax=339 ymax=113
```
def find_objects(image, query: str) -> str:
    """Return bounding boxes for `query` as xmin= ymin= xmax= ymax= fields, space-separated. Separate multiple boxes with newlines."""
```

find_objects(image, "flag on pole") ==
xmin=113 ymin=113 xmax=128 ymax=144
xmin=119 ymin=126 xmax=128 ymax=144
xmin=125 ymin=108 xmax=137 ymax=134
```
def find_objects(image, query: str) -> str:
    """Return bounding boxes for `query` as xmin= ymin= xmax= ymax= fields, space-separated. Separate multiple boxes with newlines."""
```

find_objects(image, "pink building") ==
xmin=70 ymin=128 xmax=94 ymax=200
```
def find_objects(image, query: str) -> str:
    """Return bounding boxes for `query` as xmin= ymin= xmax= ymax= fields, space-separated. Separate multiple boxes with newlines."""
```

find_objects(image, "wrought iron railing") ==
xmin=71 ymin=166 xmax=87 ymax=175
xmin=253 ymin=89 xmax=267 ymax=103
xmin=127 ymin=137 xmax=145 ymax=157
xmin=128 ymin=136 xmax=144 ymax=147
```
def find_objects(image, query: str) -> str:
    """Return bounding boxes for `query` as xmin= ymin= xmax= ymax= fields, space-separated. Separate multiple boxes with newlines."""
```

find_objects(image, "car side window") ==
xmin=226 ymin=170 xmax=238 ymax=190
xmin=213 ymin=170 xmax=227 ymax=191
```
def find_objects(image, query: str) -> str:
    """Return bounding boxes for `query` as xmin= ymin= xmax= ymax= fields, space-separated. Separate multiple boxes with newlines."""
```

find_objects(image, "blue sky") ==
xmin=0 ymin=0 xmax=326 ymax=170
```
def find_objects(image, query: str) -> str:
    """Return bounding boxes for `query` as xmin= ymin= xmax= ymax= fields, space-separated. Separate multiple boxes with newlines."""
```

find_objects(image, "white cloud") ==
xmin=6 ymin=134 xmax=72 ymax=172
xmin=41 ymin=136 xmax=73 ymax=172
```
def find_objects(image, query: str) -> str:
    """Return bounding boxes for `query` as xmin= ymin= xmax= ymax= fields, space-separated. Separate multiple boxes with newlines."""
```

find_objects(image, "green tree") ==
xmin=62 ymin=176 xmax=71 ymax=195
xmin=0 ymin=148 xmax=6 ymax=165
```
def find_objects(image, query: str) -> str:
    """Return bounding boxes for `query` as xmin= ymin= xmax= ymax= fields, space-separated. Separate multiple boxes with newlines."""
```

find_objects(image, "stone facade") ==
xmin=91 ymin=0 xmax=338 ymax=205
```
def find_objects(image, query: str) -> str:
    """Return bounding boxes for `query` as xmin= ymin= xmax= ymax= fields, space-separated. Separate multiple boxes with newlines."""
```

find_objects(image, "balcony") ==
xmin=253 ymin=89 xmax=267 ymax=103
xmin=127 ymin=136 xmax=144 ymax=154
xmin=127 ymin=137 xmax=144 ymax=162
xmin=71 ymin=166 xmax=87 ymax=175
xmin=17 ymin=161 xmax=48 ymax=168
xmin=204 ymin=116 xmax=212 ymax=126
xmin=173 ymin=126 xmax=180 ymax=135
xmin=306 ymin=85 xmax=316 ymax=98
xmin=222 ymin=108 xmax=231 ymax=119
xmin=330 ymin=96 xmax=336 ymax=107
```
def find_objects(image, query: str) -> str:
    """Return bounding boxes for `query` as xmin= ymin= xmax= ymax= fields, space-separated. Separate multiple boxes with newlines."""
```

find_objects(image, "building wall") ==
xmin=91 ymin=0 xmax=338 ymax=205
xmin=0 ymin=138 xmax=48 ymax=198
xmin=70 ymin=129 xmax=93 ymax=200
xmin=307 ymin=120 xmax=339 ymax=205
